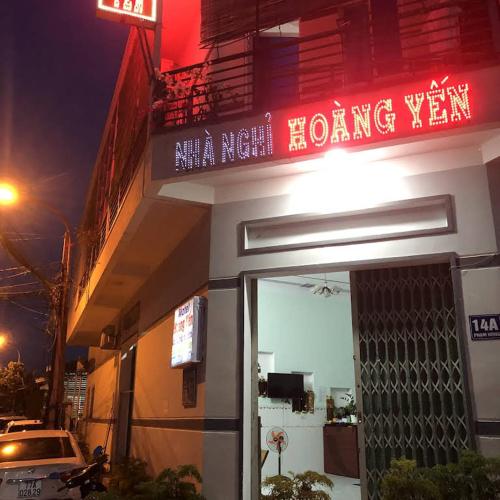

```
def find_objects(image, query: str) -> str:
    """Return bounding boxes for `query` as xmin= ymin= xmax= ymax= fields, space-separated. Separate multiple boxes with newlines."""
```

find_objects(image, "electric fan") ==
xmin=266 ymin=427 xmax=289 ymax=475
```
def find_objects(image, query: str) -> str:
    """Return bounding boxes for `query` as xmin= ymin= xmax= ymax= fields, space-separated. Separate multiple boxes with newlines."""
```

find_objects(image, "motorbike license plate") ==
xmin=18 ymin=480 xmax=42 ymax=498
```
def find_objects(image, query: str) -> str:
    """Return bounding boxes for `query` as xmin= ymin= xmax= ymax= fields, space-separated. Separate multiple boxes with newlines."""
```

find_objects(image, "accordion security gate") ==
xmin=352 ymin=263 xmax=472 ymax=499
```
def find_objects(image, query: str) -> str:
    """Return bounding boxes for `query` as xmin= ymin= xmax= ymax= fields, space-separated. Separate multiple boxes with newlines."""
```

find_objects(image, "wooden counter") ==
xmin=323 ymin=424 xmax=359 ymax=478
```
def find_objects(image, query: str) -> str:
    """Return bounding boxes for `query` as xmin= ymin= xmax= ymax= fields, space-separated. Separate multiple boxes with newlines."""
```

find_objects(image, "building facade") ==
xmin=70 ymin=1 xmax=500 ymax=499
xmin=63 ymin=360 xmax=88 ymax=423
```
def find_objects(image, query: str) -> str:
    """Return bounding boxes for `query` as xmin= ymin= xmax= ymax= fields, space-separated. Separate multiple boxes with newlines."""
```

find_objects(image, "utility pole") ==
xmin=46 ymin=228 xmax=71 ymax=428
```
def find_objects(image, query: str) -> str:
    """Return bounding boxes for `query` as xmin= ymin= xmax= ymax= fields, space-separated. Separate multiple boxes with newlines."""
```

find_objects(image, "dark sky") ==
xmin=0 ymin=1 xmax=129 ymax=371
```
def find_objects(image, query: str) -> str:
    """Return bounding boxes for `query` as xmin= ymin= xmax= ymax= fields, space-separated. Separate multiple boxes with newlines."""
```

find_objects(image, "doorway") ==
xmin=114 ymin=342 xmax=137 ymax=461
xmin=256 ymin=271 xmax=361 ymax=500
xmin=248 ymin=261 xmax=472 ymax=500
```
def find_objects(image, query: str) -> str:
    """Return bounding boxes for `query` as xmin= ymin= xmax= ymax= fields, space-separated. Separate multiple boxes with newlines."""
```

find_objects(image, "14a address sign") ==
xmin=469 ymin=314 xmax=500 ymax=341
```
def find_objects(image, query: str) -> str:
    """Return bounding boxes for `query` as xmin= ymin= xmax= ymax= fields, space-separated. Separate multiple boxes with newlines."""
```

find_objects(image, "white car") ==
xmin=4 ymin=420 xmax=44 ymax=434
xmin=0 ymin=430 xmax=86 ymax=499
xmin=0 ymin=417 xmax=27 ymax=434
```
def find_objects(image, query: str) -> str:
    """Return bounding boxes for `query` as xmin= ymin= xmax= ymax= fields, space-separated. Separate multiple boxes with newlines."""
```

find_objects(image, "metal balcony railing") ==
xmin=77 ymin=117 xmax=148 ymax=302
xmin=153 ymin=0 xmax=499 ymax=129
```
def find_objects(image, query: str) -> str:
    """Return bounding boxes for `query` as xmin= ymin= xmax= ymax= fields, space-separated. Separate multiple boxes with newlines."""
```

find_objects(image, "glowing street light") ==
xmin=0 ymin=182 xmax=19 ymax=206
xmin=0 ymin=179 xmax=71 ymax=428
xmin=0 ymin=333 xmax=21 ymax=363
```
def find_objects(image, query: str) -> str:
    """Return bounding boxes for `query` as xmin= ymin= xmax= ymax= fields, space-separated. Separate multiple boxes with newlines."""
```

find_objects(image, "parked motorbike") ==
xmin=58 ymin=446 xmax=108 ymax=498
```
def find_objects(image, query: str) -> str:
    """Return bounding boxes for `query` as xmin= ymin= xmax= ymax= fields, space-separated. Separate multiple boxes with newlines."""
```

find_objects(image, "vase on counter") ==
xmin=326 ymin=396 xmax=334 ymax=422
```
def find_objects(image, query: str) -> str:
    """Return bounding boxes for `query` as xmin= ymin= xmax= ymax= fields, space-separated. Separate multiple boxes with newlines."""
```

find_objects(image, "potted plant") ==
xmin=261 ymin=471 xmax=333 ymax=499
xmin=340 ymin=393 xmax=357 ymax=423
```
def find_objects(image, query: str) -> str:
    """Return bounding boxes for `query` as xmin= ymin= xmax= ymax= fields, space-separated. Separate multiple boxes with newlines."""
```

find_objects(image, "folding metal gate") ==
xmin=352 ymin=263 xmax=472 ymax=499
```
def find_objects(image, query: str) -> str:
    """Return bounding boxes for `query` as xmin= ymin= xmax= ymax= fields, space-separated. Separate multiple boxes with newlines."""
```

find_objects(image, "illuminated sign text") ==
xmin=171 ymin=297 xmax=205 ymax=368
xmin=155 ymin=70 xmax=498 ymax=180
xmin=287 ymin=79 xmax=471 ymax=153
xmin=175 ymin=113 xmax=273 ymax=173
xmin=97 ymin=0 xmax=157 ymax=24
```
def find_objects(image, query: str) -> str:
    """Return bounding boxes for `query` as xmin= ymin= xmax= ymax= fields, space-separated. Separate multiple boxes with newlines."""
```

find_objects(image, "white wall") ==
xmin=461 ymin=265 xmax=500 ymax=456
xmin=257 ymin=275 xmax=355 ymax=479
xmin=209 ymin=165 xmax=497 ymax=279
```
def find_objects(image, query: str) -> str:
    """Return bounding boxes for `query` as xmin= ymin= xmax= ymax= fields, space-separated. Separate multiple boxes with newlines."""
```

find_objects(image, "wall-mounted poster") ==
xmin=171 ymin=296 xmax=206 ymax=368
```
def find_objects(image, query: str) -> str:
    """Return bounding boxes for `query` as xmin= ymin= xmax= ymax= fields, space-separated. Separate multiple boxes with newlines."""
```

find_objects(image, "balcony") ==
xmin=76 ymin=30 xmax=151 ymax=302
xmin=152 ymin=0 xmax=500 ymax=130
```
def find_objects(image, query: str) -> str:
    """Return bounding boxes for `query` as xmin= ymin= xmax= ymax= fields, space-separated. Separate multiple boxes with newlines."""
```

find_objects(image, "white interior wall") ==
xmin=257 ymin=273 xmax=355 ymax=479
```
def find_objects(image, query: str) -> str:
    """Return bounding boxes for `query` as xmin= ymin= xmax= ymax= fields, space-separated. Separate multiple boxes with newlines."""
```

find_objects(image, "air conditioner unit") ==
xmin=99 ymin=325 xmax=118 ymax=350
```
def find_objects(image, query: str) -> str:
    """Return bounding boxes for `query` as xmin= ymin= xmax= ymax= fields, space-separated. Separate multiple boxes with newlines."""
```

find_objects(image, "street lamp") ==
xmin=0 ymin=183 xmax=19 ymax=206
xmin=0 ymin=333 xmax=22 ymax=364
xmin=0 ymin=180 xmax=71 ymax=429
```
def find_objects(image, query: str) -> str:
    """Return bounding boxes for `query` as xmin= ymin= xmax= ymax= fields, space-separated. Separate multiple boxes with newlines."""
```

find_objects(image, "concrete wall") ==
xmin=84 ymin=209 xmax=213 ymax=487
xmin=461 ymin=265 xmax=500 ymax=456
xmin=130 ymin=301 xmax=206 ymax=477
xmin=209 ymin=165 xmax=497 ymax=279
xmin=202 ymin=286 xmax=241 ymax=499
xmin=84 ymin=350 xmax=118 ymax=457
xmin=116 ymin=211 xmax=212 ymax=489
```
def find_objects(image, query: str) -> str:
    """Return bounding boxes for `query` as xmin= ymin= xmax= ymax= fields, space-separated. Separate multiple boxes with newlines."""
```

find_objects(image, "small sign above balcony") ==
xmin=97 ymin=0 xmax=157 ymax=27
xmin=153 ymin=68 xmax=500 ymax=179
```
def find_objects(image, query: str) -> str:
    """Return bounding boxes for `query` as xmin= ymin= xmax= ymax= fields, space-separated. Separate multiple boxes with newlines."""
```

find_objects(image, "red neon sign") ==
xmin=97 ymin=0 xmax=157 ymax=24
xmin=284 ymin=76 xmax=472 ymax=156
xmin=158 ymin=69 xmax=500 ymax=179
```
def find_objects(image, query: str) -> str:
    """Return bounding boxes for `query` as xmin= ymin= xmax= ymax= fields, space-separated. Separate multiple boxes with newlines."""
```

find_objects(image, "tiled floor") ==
xmin=327 ymin=474 xmax=361 ymax=500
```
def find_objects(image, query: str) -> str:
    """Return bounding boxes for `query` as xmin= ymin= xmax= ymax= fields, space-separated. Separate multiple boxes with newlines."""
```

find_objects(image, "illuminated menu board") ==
xmin=171 ymin=296 xmax=206 ymax=368
xmin=97 ymin=0 xmax=157 ymax=25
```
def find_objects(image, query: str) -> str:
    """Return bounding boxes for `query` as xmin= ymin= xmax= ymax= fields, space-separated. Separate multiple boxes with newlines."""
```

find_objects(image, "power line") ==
xmin=0 ymin=270 xmax=31 ymax=282
xmin=0 ymin=232 xmax=54 ymax=293
xmin=7 ymin=300 xmax=49 ymax=317
xmin=0 ymin=266 xmax=26 ymax=273
xmin=0 ymin=281 xmax=42 ymax=290
xmin=0 ymin=290 xmax=45 ymax=298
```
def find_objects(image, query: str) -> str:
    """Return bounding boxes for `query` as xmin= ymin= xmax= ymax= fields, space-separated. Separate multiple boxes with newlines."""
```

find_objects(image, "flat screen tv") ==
xmin=267 ymin=373 xmax=304 ymax=399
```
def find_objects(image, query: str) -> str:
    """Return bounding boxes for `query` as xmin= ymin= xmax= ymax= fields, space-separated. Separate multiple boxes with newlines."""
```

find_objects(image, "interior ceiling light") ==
xmin=311 ymin=274 xmax=348 ymax=298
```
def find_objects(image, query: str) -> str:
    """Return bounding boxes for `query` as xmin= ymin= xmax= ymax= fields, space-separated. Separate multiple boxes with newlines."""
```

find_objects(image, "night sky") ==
xmin=0 ymin=2 xmax=129 ymax=371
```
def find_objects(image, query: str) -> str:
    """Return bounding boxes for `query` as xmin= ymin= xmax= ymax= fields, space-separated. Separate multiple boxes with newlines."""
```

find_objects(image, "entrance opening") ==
xmin=257 ymin=272 xmax=361 ymax=500
xmin=251 ymin=262 xmax=472 ymax=500
xmin=114 ymin=343 xmax=137 ymax=462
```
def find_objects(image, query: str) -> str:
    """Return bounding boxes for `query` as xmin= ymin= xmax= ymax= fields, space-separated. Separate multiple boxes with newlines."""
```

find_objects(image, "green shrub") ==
xmin=261 ymin=471 xmax=333 ymax=499
xmin=109 ymin=457 xmax=151 ymax=497
xmin=133 ymin=464 xmax=205 ymax=500
xmin=381 ymin=451 xmax=500 ymax=500
xmin=428 ymin=450 xmax=500 ymax=500
xmin=88 ymin=463 xmax=204 ymax=499
xmin=380 ymin=459 xmax=440 ymax=500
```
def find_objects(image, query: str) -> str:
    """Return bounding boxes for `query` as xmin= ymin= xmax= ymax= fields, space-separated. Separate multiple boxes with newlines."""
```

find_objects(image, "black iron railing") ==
xmin=77 ymin=31 xmax=150 ymax=301
xmin=154 ymin=0 xmax=499 ymax=129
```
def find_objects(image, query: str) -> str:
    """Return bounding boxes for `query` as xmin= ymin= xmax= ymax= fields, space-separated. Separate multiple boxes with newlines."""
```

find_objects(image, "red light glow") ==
xmin=285 ymin=78 xmax=472 ymax=156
